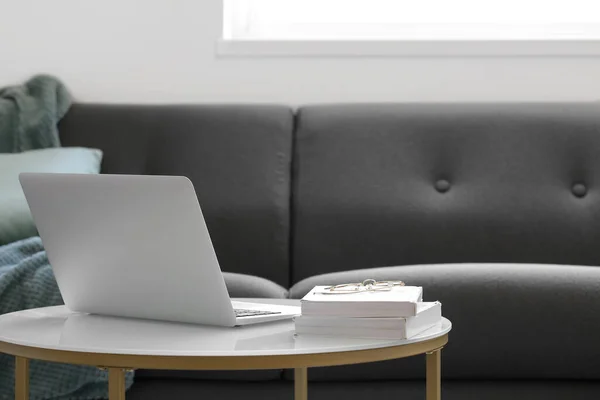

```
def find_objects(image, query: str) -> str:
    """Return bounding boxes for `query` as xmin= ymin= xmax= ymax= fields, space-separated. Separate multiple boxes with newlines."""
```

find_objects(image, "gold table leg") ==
xmin=426 ymin=349 xmax=442 ymax=400
xmin=294 ymin=367 xmax=308 ymax=400
xmin=15 ymin=357 xmax=29 ymax=400
xmin=108 ymin=368 xmax=126 ymax=400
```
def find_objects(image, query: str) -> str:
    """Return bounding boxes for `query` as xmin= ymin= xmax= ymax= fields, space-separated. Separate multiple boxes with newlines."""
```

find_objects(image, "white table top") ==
xmin=0 ymin=299 xmax=451 ymax=357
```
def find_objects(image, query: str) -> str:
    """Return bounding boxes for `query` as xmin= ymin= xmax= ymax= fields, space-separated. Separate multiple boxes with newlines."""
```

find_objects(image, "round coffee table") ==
xmin=0 ymin=299 xmax=451 ymax=400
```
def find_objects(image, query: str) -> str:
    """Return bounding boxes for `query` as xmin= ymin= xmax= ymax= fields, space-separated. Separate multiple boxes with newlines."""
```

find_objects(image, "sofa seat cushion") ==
xmin=223 ymin=272 xmax=288 ymax=299
xmin=289 ymin=263 xmax=600 ymax=380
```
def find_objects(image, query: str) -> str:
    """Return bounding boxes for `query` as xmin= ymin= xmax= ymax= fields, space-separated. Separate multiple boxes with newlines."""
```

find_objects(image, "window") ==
xmin=220 ymin=0 xmax=600 ymax=56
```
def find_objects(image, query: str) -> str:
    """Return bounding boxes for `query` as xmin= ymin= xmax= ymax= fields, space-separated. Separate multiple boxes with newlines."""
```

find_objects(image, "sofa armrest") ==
xmin=289 ymin=263 xmax=600 ymax=380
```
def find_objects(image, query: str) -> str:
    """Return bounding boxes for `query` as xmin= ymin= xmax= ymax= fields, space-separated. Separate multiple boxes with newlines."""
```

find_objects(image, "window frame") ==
xmin=218 ymin=0 xmax=600 ymax=57
xmin=217 ymin=39 xmax=600 ymax=57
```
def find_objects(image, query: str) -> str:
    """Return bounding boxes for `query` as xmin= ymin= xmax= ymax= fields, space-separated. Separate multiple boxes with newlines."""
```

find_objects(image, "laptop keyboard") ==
xmin=234 ymin=308 xmax=282 ymax=318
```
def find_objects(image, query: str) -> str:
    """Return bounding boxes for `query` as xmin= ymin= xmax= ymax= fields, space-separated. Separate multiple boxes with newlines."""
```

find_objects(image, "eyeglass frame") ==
xmin=319 ymin=279 xmax=405 ymax=294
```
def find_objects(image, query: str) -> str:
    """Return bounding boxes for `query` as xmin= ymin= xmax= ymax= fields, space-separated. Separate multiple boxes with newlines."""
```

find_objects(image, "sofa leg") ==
xmin=426 ymin=348 xmax=442 ymax=400
xmin=294 ymin=367 xmax=308 ymax=400
xmin=15 ymin=356 xmax=29 ymax=400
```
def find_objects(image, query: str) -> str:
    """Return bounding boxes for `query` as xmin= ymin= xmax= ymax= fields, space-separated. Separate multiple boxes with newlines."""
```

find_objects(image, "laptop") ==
xmin=19 ymin=173 xmax=300 ymax=326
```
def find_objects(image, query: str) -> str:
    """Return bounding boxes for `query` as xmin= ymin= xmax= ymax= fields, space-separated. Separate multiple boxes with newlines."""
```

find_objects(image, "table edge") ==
xmin=0 ymin=334 xmax=449 ymax=370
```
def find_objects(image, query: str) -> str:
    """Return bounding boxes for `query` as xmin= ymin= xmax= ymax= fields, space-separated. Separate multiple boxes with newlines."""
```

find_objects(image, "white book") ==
xmin=294 ymin=301 xmax=441 ymax=340
xmin=300 ymin=285 xmax=423 ymax=317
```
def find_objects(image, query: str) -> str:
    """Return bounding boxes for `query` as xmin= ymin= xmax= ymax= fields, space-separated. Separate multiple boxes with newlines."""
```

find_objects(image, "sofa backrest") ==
xmin=59 ymin=104 xmax=294 ymax=286
xmin=58 ymin=103 xmax=600 ymax=288
xmin=292 ymin=103 xmax=600 ymax=283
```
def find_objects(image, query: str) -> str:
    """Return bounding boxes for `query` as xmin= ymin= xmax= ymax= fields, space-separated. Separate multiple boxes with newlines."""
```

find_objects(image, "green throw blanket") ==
xmin=0 ymin=237 xmax=134 ymax=400
xmin=0 ymin=75 xmax=71 ymax=153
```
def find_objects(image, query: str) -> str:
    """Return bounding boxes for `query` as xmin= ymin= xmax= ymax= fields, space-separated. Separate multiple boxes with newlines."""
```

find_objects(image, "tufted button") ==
xmin=435 ymin=179 xmax=451 ymax=193
xmin=572 ymin=183 xmax=587 ymax=198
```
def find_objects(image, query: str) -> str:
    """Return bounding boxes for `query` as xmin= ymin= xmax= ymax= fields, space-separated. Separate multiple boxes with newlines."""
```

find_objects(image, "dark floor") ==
xmin=127 ymin=379 xmax=600 ymax=400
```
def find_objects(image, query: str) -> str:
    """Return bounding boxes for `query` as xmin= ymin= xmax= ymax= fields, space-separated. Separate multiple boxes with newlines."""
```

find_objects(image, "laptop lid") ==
xmin=19 ymin=173 xmax=237 ymax=326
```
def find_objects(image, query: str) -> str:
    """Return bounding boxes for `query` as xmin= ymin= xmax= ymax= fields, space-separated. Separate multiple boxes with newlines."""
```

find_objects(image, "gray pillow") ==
xmin=0 ymin=147 xmax=103 ymax=244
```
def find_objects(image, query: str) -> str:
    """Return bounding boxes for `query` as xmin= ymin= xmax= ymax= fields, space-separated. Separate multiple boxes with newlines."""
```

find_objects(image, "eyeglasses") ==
xmin=320 ymin=279 xmax=405 ymax=294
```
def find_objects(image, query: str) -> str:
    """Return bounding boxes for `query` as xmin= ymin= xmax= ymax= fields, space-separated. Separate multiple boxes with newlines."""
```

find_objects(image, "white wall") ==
xmin=1 ymin=0 xmax=600 ymax=105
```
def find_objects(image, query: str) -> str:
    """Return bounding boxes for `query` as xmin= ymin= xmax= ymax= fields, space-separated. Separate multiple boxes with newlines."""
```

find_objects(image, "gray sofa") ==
xmin=58 ymin=103 xmax=600 ymax=399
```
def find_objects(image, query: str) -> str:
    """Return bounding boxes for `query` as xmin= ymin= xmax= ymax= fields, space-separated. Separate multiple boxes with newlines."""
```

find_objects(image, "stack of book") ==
xmin=294 ymin=285 xmax=441 ymax=340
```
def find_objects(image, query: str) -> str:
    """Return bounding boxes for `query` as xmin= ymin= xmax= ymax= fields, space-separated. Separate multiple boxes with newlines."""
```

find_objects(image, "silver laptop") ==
xmin=19 ymin=173 xmax=299 ymax=326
